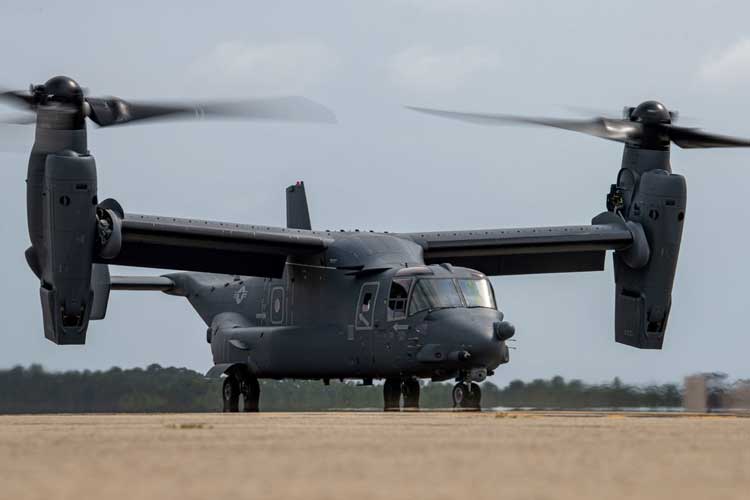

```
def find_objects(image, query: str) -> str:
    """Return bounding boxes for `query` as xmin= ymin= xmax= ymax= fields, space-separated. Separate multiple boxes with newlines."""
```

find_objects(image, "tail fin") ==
xmin=286 ymin=181 xmax=311 ymax=230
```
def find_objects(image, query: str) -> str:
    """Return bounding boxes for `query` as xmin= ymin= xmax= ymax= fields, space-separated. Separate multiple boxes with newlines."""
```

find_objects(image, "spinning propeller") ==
xmin=1 ymin=75 xmax=336 ymax=128
xmin=407 ymin=100 xmax=750 ymax=150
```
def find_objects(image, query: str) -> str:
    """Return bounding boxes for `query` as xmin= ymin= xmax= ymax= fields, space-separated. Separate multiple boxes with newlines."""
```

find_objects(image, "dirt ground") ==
xmin=1 ymin=412 xmax=749 ymax=500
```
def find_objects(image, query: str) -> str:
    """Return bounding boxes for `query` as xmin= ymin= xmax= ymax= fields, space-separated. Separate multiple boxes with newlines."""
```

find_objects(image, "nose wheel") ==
xmin=452 ymin=382 xmax=482 ymax=410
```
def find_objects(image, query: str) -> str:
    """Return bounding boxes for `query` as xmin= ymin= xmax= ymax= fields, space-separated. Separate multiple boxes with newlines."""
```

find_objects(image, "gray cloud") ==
xmin=392 ymin=0 xmax=504 ymax=11
xmin=387 ymin=45 xmax=499 ymax=92
xmin=188 ymin=41 xmax=340 ymax=95
xmin=699 ymin=38 xmax=750 ymax=87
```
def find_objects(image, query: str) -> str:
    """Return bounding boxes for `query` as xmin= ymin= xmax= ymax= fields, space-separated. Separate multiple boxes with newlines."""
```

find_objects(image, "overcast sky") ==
xmin=1 ymin=0 xmax=750 ymax=385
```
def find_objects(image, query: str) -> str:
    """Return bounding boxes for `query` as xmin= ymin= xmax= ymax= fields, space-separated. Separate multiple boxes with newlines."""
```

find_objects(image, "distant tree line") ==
xmin=0 ymin=365 xmax=682 ymax=413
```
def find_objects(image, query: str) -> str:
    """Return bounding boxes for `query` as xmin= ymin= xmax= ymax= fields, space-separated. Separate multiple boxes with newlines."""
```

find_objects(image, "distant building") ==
xmin=684 ymin=374 xmax=710 ymax=412
xmin=684 ymin=373 xmax=750 ymax=412
xmin=725 ymin=380 xmax=750 ymax=411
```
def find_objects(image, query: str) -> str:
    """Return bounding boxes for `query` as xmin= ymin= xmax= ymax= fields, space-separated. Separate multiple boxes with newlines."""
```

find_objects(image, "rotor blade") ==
xmin=664 ymin=124 xmax=750 ymax=149
xmin=0 ymin=113 xmax=36 ymax=125
xmin=0 ymin=90 xmax=34 ymax=110
xmin=406 ymin=106 xmax=642 ymax=143
xmin=87 ymin=96 xmax=336 ymax=127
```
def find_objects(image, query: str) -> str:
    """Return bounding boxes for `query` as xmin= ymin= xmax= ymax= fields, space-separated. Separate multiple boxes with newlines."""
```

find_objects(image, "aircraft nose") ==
xmin=425 ymin=308 xmax=507 ymax=368
xmin=466 ymin=321 xmax=506 ymax=368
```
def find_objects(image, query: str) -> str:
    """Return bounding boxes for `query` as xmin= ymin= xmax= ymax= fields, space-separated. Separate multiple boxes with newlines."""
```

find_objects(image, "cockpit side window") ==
xmin=387 ymin=278 xmax=412 ymax=321
xmin=457 ymin=279 xmax=496 ymax=309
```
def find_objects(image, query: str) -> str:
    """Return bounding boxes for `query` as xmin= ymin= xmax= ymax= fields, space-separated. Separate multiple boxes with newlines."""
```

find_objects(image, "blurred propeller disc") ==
xmin=86 ymin=96 xmax=337 ymax=127
xmin=0 ymin=113 xmax=37 ymax=125
xmin=407 ymin=102 xmax=750 ymax=150
xmin=406 ymin=106 xmax=642 ymax=144
xmin=0 ymin=75 xmax=337 ymax=133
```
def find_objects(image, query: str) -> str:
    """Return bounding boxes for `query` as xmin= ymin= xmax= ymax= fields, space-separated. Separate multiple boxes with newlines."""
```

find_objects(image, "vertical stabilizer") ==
xmin=286 ymin=181 xmax=311 ymax=230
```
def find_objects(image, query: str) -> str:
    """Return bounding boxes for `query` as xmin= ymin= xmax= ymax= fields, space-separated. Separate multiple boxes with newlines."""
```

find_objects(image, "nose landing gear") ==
xmin=452 ymin=382 xmax=482 ymax=410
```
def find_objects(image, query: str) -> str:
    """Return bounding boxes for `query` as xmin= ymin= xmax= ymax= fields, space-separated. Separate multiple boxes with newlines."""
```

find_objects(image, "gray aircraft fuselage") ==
xmin=167 ymin=230 xmax=507 ymax=382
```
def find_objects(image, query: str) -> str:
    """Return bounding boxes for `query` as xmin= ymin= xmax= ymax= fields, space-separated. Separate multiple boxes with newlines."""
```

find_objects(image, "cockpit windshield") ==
xmin=408 ymin=279 xmax=464 ymax=315
xmin=406 ymin=278 xmax=496 ymax=316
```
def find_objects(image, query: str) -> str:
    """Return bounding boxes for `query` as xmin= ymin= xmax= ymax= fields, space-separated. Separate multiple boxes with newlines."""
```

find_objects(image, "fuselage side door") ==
xmin=354 ymin=282 xmax=379 ymax=372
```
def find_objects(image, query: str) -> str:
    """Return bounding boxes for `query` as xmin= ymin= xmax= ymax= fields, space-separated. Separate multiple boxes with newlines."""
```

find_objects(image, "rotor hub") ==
xmin=630 ymin=100 xmax=671 ymax=124
xmin=31 ymin=76 xmax=84 ymax=106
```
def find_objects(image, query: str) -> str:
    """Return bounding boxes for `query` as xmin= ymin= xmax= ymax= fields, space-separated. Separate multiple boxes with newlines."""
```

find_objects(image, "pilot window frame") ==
xmin=488 ymin=280 xmax=498 ymax=308
xmin=387 ymin=278 xmax=413 ymax=322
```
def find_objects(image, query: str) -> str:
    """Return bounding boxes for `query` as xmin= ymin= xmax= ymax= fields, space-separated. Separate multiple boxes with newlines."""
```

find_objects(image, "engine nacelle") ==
xmin=38 ymin=151 xmax=99 ymax=344
xmin=612 ymin=167 xmax=687 ymax=349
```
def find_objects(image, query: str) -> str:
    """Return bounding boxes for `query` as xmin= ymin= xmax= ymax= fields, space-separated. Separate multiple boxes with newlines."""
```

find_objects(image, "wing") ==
xmin=97 ymin=212 xmax=332 ymax=277
xmin=396 ymin=214 xmax=634 ymax=276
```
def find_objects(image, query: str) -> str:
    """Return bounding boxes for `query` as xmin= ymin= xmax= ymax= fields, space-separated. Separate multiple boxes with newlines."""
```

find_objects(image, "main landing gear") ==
xmin=222 ymin=369 xmax=260 ymax=412
xmin=452 ymin=382 xmax=482 ymax=411
xmin=383 ymin=377 xmax=421 ymax=411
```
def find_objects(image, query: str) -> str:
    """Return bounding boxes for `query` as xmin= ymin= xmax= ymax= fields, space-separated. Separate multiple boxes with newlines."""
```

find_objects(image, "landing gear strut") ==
xmin=452 ymin=382 xmax=482 ymax=411
xmin=402 ymin=377 xmax=420 ymax=410
xmin=383 ymin=376 xmax=421 ymax=411
xmin=383 ymin=377 xmax=401 ymax=411
xmin=222 ymin=369 xmax=261 ymax=413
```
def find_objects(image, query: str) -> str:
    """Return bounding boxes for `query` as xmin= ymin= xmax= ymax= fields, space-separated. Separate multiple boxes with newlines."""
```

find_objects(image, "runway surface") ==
xmin=1 ymin=411 xmax=749 ymax=500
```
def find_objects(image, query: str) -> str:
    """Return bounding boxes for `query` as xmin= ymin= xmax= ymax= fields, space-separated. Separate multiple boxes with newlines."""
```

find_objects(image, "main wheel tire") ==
xmin=222 ymin=376 xmax=240 ymax=413
xmin=402 ymin=378 xmax=421 ymax=410
xmin=466 ymin=382 xmax=482 ymax=411
xmin=383 ymin=377 xmax=401 ymax=411
xmin=242 ymin=376 xmax=261 ymax=413
xmin=452 ymin=382 xmax=469 ymax=409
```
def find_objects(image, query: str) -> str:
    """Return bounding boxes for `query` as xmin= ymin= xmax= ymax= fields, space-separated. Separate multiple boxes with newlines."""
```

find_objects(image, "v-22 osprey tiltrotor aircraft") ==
xmin=4 ymin=76 xmax=750 ymax=411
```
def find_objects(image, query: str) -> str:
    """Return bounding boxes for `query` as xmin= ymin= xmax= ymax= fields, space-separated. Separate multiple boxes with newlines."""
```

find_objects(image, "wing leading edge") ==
xmin=397 ymin=214 xmax=634 ymax=276
xmin=97 ymin=213 xmax=333 ymax=277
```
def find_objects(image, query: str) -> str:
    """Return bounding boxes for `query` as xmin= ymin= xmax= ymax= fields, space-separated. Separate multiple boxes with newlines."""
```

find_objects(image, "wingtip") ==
xmin=404 ymin=105 xmax=459 ymax=118
xmin=404 ymin=105 xmax=432 ymax=113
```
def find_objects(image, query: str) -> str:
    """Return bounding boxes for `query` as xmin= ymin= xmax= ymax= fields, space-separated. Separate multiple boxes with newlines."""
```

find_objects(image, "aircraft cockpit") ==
xmin=386 ymin=266 xmax=497 ymax=321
